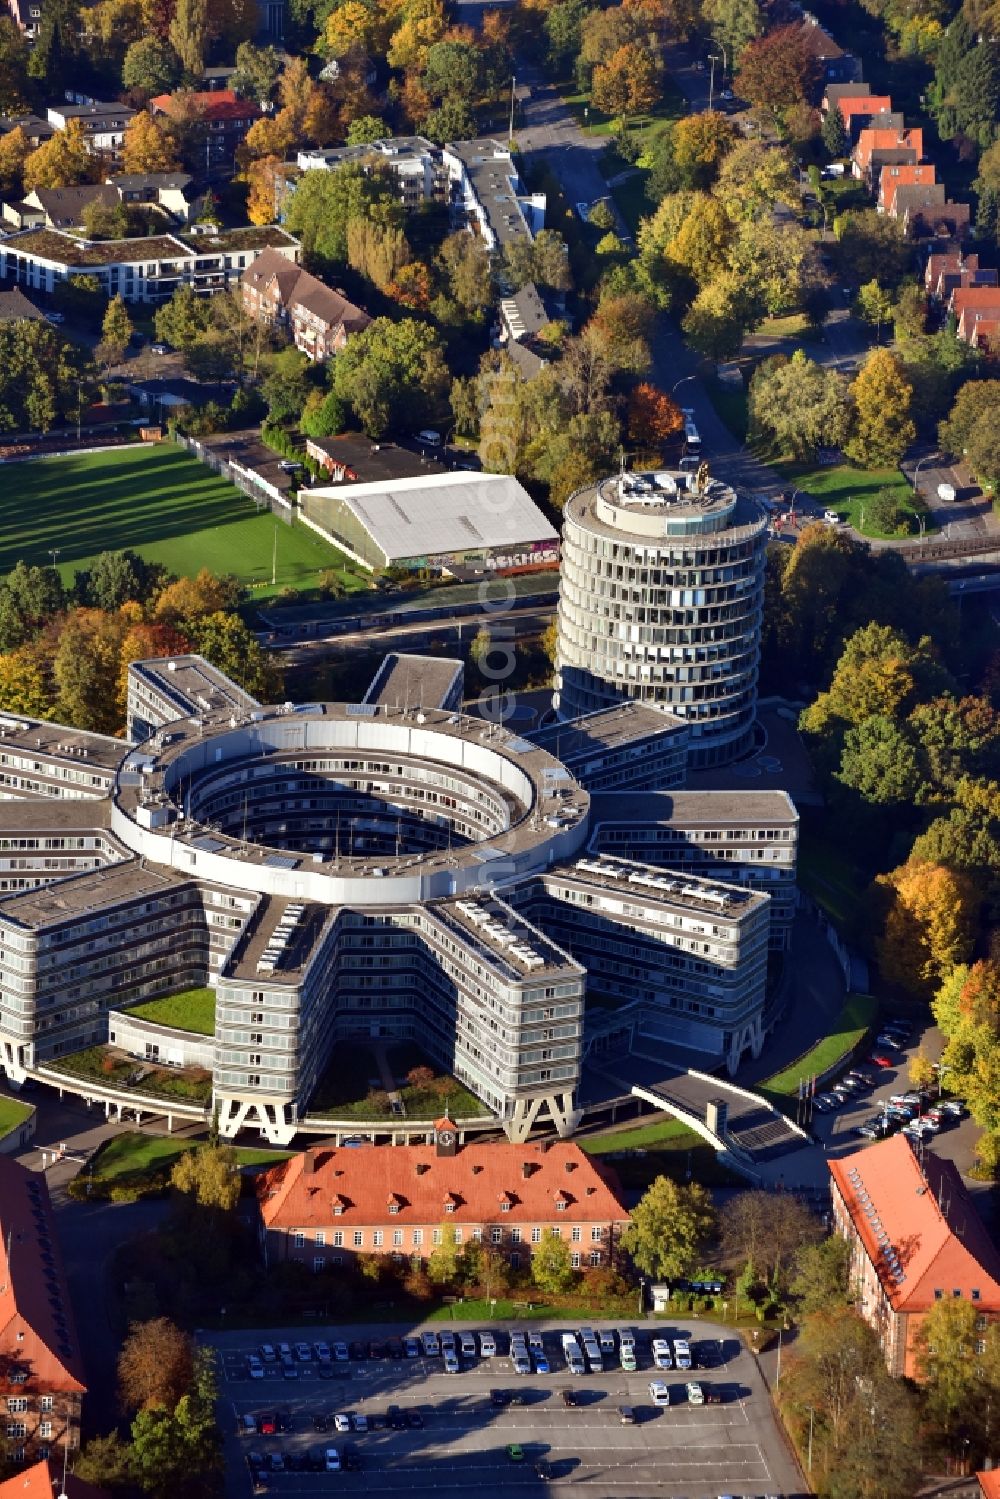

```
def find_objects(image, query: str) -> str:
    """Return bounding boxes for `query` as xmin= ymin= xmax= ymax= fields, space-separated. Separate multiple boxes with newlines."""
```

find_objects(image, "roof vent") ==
xmin=415 ymin=1162 xmax=430 ymax=1175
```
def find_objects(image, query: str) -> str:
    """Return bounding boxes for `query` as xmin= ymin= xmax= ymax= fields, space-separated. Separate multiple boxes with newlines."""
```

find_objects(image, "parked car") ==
xmin=403 ymin=1336 xmax=421 ymax=1358
xmin=422 ymin=1332 xmax=440 ymax=1357
xmin=871 ymin=1054 xmax=894 ymax=1068
xmin=652 ymin=1339 xmax=673 ymax=1370
xmin=673 ymin=1340 xmax=692 ymax=1370
xmin=260 ymin=1344 xmax=277 ymax=1363
xmin=333 ymin=1341 xmax=349 ymax=1362
xmin=386 ymin=1337 xmax=404 ymax=1359
xmin=314 ymin=1342 xmax=331 ymax=1361
xmin=460 ymin=1332 xmax=477 ymax=1358
xmin=333 ymin=1414 xmax=350 ymax=1434
xmin=388 ymin=1406 xmax=407 ymax=1430
xmin=324 ymin=1449 xmax=341 ymax=1473
xmin=849 ymin=1071 xmax=875 ymax=1086
xmin=444 ymin=1351 xmax=461 ymax=1374
xmin=686 ymin=1382 xmax=705 ymax=1406
xmin=619 ymin=1405 xmax=637 ymax=1424
xmin=876 ymin=1034 xmax=902 ymax=1051
xmin=406 ymin=1409 xmax=423 ymax=1428
xmin=313 ymin=1414 xmax=331 ymax=1433
xmin=940 ymin=1099 xmax=965 ymax=1117
xmin=534 ymin=1353 xmax=551 ymax=1374
xmin=648 ymin=1380 xmax=671 ymax=1407
xmin=257 ymin=1413 xmax=277 ymax=1436
xmin=480 ymin=1332 xmax=497 ymax=1358
xmin=246 ymin=1355 xmax=264 ymax=1379
xmin=349 ymin=1341 xmax=365 ymax=1360
xmin=280 ymin=1356 xmax=298 ymax=1379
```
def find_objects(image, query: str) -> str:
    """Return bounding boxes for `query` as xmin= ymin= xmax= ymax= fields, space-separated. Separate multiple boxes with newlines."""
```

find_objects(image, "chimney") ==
xmin=302 ymin=1150 xmax=316 ymax=1176
xmin=565 ymin=1160 xmax=577 ymax=1173
xmin=415 ymin=1162 xmax=430 ymax=1176
xmin=521 ymin=1160 xmax=537 ymax=1180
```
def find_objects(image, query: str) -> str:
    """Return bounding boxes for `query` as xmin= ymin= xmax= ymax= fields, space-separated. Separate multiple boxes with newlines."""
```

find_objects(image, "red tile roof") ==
xmin=151 ymin=90 xmax=260 ymax=123
xmin=829 ymin=1135 xmax=1000 ymax=1312
xmin=259 ymin=1141 xmax=630 ymax=1229
xmin=879 ymin=163 xmax=937 ymax=212
xmin=951 ymin=287 xmax=1000 ymax=314
xmin=854 ymin=126 xmax=922 ymax=168
xmin=0 ymin=1158 xmax=86 ymax=1395
xmin=0 ymin=1460 xmax=109 ymax=1499
xmin=242 ymin=247 xmax=370 ymax=338
xmin=839 ymin=94 xmax=892 ymax=123
xmin=978 ymin=1470 xmax=1000 ymax=1499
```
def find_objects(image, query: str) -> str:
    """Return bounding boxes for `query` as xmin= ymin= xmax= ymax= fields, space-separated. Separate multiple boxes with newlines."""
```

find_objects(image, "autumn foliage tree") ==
xmin=735 ymin=24 xmax=823 ymax=114
xmin=846 ymin=348 xmax=916 ymax=469
xmin=23 ymin=119 xmax=101 ymax=192
xmin=118 ymin=1318 xmax=195 ymax=1413
xmin=120 ymin=112 xmax=180 ymax=174
xmin=591 ymin=42 xmax=660 ymax=119
xmin=875 ymin=859 xmax=976 ymax=998
xmin=627 ymin=382 xmax=683 ymax=451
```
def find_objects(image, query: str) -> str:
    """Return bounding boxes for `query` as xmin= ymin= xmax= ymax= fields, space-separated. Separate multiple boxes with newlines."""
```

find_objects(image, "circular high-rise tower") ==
xmin=553 ymin=468 xmax=767 ymax=768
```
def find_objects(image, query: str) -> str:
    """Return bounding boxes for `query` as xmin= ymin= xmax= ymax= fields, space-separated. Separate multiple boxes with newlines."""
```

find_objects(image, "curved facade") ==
xmin=554 ymin=470 xmax=767 ymax=767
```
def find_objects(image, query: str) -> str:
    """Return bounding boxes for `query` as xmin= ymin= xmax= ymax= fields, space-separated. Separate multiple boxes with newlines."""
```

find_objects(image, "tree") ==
xmin=0 ymin=321 xmax=81 ymax=434
xmin=346 ymin=114 xmax=391 ymax=145
xmin=122 ymin=35 xmax=180 ymax=95
xmin=909 ymin=1048 xmax=937 ymax=1090
xmin=154 ymin=285 xmax=212 ymax=353
xmin=838 ymin=714 xmax=922 ymax=804
xmin=875 ymin=859 xmax=976 ymax=997
xmin=100 ymin=296 xmax=134 ymax=369
xmin=170 ymin=1144 xmax=240 ymax=1210
xmin=855 ymin=279 xmax=895 ymax=343
xmin=129 ymin=1347 xmax=222 ymax=1499
xmin=0 ymin=648 xmax=54 ymax=719
xmin=531 ymin=1227 xmax=576 ymax=1293
xmin=169 ymin=0 xmax=208 ymax=73
xmin=300 ymin=389 xmax=346 ymax=439
xmin=670 ymin=110 xmax=737 ymax=188
xmin=153 ymin=568 xmax=241 ymax=627
xmin=714 ymin=140 xmax=798 ymax=223
xmin=23 ymin=119 xmax=100 ymax=192
xmin=916 ymin=1297 xmax=1000 ymax=1450
xmin=666 ymin=192 xmax=732 ymax=285
xmin=83 ymin=196 xmax=131 ymax=242
xmin=720 ymin=1189 xmax=821 ymax=1287
xmin=121 ymin=113 xmax=180 ymax=174
xmin=749 ymin=352 xmax=850 ymax=462
xmin=187 ymin=611 xmax=278 ymax=699
xmin=940 ymin=379 xmax=1000 ymax=483
xmin=73 ymin=1431 xmax=133 ymax=1491
xmin=627 ymin=382 xmax=683 ymax=450
xmin=846 ymin=349 xmax=915 ymax=469
xmin=821 ymin=102 xmax=849 ymax=157
xmin=735 ymin=25 xmax=822 ymax=114
xmin=682 ymin=272 xmax=751 ymax=360
xmin=0 ymin=126 xmax=29 ymax=198
xmin=284 ymin=162 xmax=402 ymax=268
xmin=0 ymin=17 xmax=29 ymax=114
xmin=346 ymin=217 xmax=409 ymax=292
xmin=426 ymin=1224 xmax=461 ymax=1286
xmin=333 ymin=317 xmax=448 ymax=437
xmin=118 ymin=1318 xmax=195 ymax=1413
xmin=788 ymin=1235 xmax=851 ymax=1315
xmin=591 ymin=42 xmax=660 ymax=120
xmin=78 ymin=549 xmax=163 ymax=612
xmin=0 ymin=561 xmax=66 ymax=650
xmin=834 ymin=209 xmax=911 ymax=289
xmin=623 ymin=1176 xmax=715 ymax=1281
xmin=702 ymin=0 xmax=761 ymax=63
xmin=438 ymin=230 xmax=494 ymax=318
xmin=232 ymin=39 xmax=282 ymax=104
xmin=894 ymin=282 xmax=927 ymax=340
xmin=800 ymin=621 xmax=953 ymax=741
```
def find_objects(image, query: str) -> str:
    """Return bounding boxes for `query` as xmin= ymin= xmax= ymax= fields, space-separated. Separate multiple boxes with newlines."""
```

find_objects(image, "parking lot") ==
xmin=209 ymin=1319 xmax=801 ymax=1498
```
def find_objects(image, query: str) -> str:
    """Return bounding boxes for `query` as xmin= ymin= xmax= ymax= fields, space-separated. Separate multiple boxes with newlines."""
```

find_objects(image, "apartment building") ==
xmin=443 ymin=139 xmax=546 ymax=251
xmin=151 ymin=90 xmax=261 ymax=172
xmin=0 ymin=226 xmax=299 ymax=305
xmin=241 ymin=247 xmax=370 ymax=362
xmin=257 ymin=1133 xmax=630 ymax=1273
xmin=0 ymin=1159 xmax=86 ymax=1466
xmin=45 ymin=101 xmax=135 ymax=156
xmin=830 ymin=1135 xmax=1000 ymax=1379
xmin=126 ymin=654 xmax=260 ymax=745
xmin=553 ymin=468 xmax=767 ymax=768
xmin=295 ymin=136 xmax=448 ymax=210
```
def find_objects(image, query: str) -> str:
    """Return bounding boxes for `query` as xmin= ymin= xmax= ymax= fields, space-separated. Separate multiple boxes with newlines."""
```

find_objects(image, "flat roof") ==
xmin=130 ymin=655 xmax=260 ymax=729
xmin=364 ymin=653 xmax=463 ymax=711
xmin=226 ymin=894 xmax=331 ymax=983
xmin=0 ymin=711 xmax=123 ymax=771
xmin=433 ymin=893 xmax=583 ymax=982
xmin=3 ymin=228 xmax=189 ymax=266
xmin=588 ymin=788 xmax=799 ymax=828
xmin=446 ymin=139 xmax=532 ymax=246
xmin=556 ymin=855 xmax=769 ymax=921
xmin=306 ymin=433 xmax=447 ymax=483
xmin=0 ymin=859 xmax=189 ymax=930
xmin=307 ymin=472 xmax=557 ymax=562
xmin=528 ymin=704 xmax=687 ymax=762
xmin=0 ymin=798 xmax=116 ymax=833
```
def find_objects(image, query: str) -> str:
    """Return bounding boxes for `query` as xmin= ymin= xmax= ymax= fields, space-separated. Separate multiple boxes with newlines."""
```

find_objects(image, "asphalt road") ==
xmin=212 ymin=1318 xmax=802 ymax=1498
xmin=278 ymin=607 xmax=555 ymax=669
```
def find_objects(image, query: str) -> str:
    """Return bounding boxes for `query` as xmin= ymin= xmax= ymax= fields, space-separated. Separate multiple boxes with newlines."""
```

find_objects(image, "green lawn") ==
xmin=88 ymin=1130 xmax=290 ymax=1183
xmin=797 ymin=835 xmax=865 ymax=929
xmin=580 ymin=1117 xmax=694 ymax=1153
xmin=125 ymin=988 xmax=216 ymax=1036
xmin=757 ymin=993 xmax=877 ymax=1109
xmin=707 ymin=378 xmax=749 ymax=444
xmin=773 ymin=461 xmax=932 ymax=539
xmin=48 ymin=1045 xmax=212 ymax=1103
xmin=563 ymin=76 xmax=686 ymax=143
xmin=0 ymin=1093 xmax=33 ymax=1140
xmin=307 ymin=1039 xmax=487 ymax=1120
xmin=1 ymin=446 xmax=356 ymax=600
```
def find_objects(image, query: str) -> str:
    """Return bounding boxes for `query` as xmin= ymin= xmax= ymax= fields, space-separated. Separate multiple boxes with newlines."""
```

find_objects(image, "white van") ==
xmin=681 ymin=408 xmax=701 ymax=451
xmin=480 ymin=1331 xmax=497 ymax=1358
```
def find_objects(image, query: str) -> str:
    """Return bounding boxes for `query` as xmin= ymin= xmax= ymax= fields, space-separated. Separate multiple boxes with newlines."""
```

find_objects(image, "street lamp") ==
xmin=807 ymin=1406 xmax=815 ymax=1473
xmin=637 ymin=1277 xmax=646 ymax=1315
xmin=671 ymin=375 xmax=696 ymax=399
xmin=912 ymin=452 xmax=934 ymax=496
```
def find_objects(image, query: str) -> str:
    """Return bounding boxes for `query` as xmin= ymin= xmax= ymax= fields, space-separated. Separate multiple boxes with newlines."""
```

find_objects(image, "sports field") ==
xmin=1 ymin=445 xmax=360 ymax=597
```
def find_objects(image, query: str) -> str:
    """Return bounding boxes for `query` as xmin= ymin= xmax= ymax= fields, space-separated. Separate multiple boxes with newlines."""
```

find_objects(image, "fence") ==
xmin=175 ymin=433 xmax=295 ymax=524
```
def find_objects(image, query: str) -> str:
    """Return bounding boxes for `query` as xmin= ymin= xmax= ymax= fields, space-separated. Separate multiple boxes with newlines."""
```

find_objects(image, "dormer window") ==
xmin=501 ymin=1200 xmax=511 ymax=1213
xmin=555 ymin=1199 xmax=567 ymax=1211
xmin=333 ymin=1204 xmax=343 ymax=1216
xmin=445 ymin=1201 xmax=455 ymax=1213
xmin=389 ymin=1203 xmax=399 ymax=1214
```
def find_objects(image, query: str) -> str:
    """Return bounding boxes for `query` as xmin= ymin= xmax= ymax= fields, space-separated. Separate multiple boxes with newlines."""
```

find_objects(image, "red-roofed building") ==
xmin=829 ymin=1135 xmax=1000 ymax=1379
xmin=241 ymin=247 xmax=370 ymax=362
xmin=950 ymin=287 xmax=1000 ymax=343
xmin=0 ymin=1458 xmax=108 ymax=1499
xmin=0 ymin=1159 xmax=86 ymax=1466
xmin=150 ymin=91 xmax=261 ymax=173
xmin=926 ymin=250 xmax=997 ymax=301
xmin=853 ymin=127 xmax=923 ymax=185
xmin=838 ymin=95 xmax=893 ymax=137
xmin=878 ymin=163 xmax=937 ymax=214
xmin=978 ymin=1469 xmax=1000 ymax=1499
xmin=256 ymin=1129 xmax=631 ymax=1275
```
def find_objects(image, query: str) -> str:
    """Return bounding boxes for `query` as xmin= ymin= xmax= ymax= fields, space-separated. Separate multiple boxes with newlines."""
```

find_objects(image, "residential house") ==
xmin=498 ymin=282 xmax=560 ymax=380
xmin=3 ymin=0 xmax=42 ymax=38
xmin=151 ymin=90 xmax=261 ymax=174
xmin=241 ymin=246 xmax=370 ymax=361
xmin=45 ymin=102 xmax=135 ymax=158
xmin=1 ymin=184 xmax=120 ymax=232
xmin=0 ymin=1460 xmax=108 ymax=1499
xmin=950 ymin=286 xmax=1000 ymax=343
xmin=829 ymin=1135 xmax=1000 ymax=1379
xmin=0 ymin=1157 xmax=86 ymax=1465
xmin=895 ymin=189 xmax=968 ymax=241
xmin=794 ymin=12 xmax=863 ymax=83
xmin=443 ymin=139 xmax=546 ymax=251
xmin=837 ymin=94 xmax=893 ymax=138
xmin=0 ymin=287 xmax=44 ymax=322
xmin=304 ymin=433 xmax=447 ymax=482
xmin=925 ymin=249 xmax=997 ymax=301
xmin=853 ymin=126 xmax=923 ymax=186
xmin=878 ymin=163 xmax=936 ymax=213
xmin=0 ymin=114 xmax=55 ymax=148
xmin=109 ymin=173 xmax=198 ymax=224
xmin=295 ymin=137 xmax=448 ymax=212
xmin=256 ymin=1130 xmax=631 ymax=1274
xmin=823 ymin=82 xmax=870 ymax=111
xmin=0 ymin=225 xmax=300 ymax=305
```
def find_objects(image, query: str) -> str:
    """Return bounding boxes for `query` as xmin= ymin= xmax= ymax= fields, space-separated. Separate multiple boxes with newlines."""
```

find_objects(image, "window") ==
xmin=472 ymin=1227 xmax=482 ymax=1241
xmin=491 ymin=1226 xmax=502 ymax=1244
xmin=373 ymin=1231 xmax=383 ymax=1247
xmin=445 ymin=1202 xmax=456 ymax=1214
xmin=313 ymin=1257 xmax=324 ymax=1274
xmin=315 ymin=1232 xmax=326 ymax=1247
xmin=591 ymin=1227 xmax=604 ymax=1242
xmin=550 ymin=1226 xmax=561 ymax=1239
xmin=292 ymin=1230 xmax=305 ymax=1249
xmin=432 ymin=1228 xmax=442 ymax=1245
xmin=510 ymin=1227 xmax=521 ymax=1244
xmin=500 ymin=1201 xmax=511 ymax=1213
xmin=934 ymin=1289 xmax=943 ymax=1300
xmin=6 ymin=1401 xmax=26 ymax=1414
xmin=393 ymin=1229 xmax=403 ymax=1247
xmin=977 ymin=1339 xmax=988 ymax=1356
xmin=510 ymin=1252 xmax=521 ymax=1270
xmin=454 ymin=1228 xmax=463 ymax=1244
xmin=977 ymin=1315 xmax=988 ymax=1331
xmin=531 ymin=1227 xmax=542 ymax=1244
xmin=973 ymin=1289 xmax=982 ymax=1302
xmin=413 ymin=1229 xmax=423 ymax=1247
xmin=555 ymin=1199 xmax=566 ymax=1212
xmin=6 ymin=1424 xmax=25 ymax=1439
xmin=333 ymin=1231 xmax=343 ymax=1248
xmin=333 ymin=1254 xmax=344 ymax=1266
xmin=353 ymin=1230 xmax=364 ymax=1247
xmin=570 ymin=1252 xmax=581 ymax=1269
xmin=953 ymin=1289 xmax=962 ymax=1299
xmin=571 ymin=1227 xmax=582 ymax=1243
xmin=589 ymin=1250 xmax=601 ymax=1267
xmin=389 ymin=1203 xmax=400 ymax=1215
xmin=39 ymin=1397 xmax=53 ymax=1413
